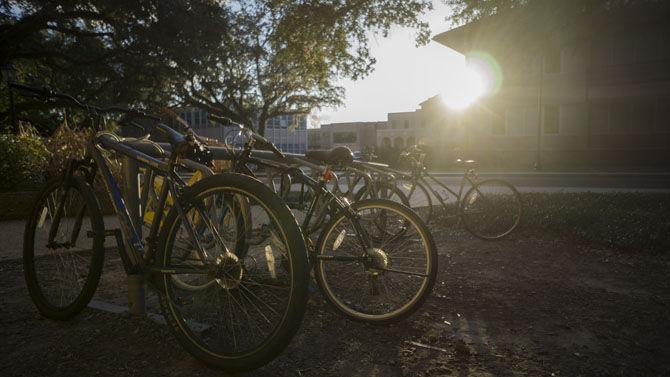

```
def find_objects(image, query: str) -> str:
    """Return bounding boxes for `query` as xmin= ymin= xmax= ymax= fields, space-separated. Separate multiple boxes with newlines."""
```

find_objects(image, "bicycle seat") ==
xmin=305 ymin=146 xmax=354 ymax=166
xmin=454 ymin=158 xmax=477 ymax=166
xmin=121 ymin=135 xmax=168 ymax=159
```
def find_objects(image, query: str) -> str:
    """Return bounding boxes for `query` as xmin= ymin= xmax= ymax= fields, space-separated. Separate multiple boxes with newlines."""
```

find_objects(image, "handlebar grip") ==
xmin=253 ymin=133 xmax=285 ymax=159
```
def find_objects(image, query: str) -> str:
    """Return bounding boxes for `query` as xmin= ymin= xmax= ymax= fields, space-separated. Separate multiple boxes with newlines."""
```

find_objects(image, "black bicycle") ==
xmin=211 ymin=115 xmax=438 ymax=324
xmin=362 ymin=146 xmax=522 ymax=240
xmin=14 ymin=83 xmax=309 ymax=372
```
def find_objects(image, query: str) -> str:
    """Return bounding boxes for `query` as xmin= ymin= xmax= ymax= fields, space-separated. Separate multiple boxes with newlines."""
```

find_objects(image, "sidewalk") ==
xmin=0 ymin=216 xmax=120 ymax=261
xmin=426 ymin=170 xmax=670 ymax=176
xmin=0 ymin=220 xmax=24 ymax=261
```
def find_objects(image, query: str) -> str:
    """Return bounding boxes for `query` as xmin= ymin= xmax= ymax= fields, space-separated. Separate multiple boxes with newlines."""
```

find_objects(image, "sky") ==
xmin=317 ymin=1 xmax=469 ymax=125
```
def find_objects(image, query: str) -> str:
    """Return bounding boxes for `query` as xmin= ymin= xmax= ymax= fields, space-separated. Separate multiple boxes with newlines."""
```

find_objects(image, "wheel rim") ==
xmin=162 ymin=186 xmax=297 ymax=358
xmin=28 ymin=183 xmax=98 ymax=311
xmin=317 ymin=202 xmax=432 ymax=320
xmin=461 ymin=180 xmax=521 ymax=239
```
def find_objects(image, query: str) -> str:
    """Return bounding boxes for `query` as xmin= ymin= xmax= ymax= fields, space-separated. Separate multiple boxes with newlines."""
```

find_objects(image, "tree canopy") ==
xmin=443 ymin=0 xmax=660 ymax=25
xmin=1 ymin=0 xmax=433 ymax=135
xmin=177 ymin=0 xmax=432 ymax=134
xmin=1 ymin=0 xmax=227 ymax=132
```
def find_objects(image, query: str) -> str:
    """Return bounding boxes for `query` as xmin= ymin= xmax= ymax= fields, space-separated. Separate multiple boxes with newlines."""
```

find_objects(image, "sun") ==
xmin=441 ymin=65 xmax=485 ymax=110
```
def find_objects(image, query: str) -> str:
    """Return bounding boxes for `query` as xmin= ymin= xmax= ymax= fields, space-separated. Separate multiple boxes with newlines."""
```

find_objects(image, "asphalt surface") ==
xmin=426 ymin=172 xmax=670 ymax=193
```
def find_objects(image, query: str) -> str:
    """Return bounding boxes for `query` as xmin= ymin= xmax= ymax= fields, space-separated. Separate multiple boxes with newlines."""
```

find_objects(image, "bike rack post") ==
xmin=122 ymin=156 xmax=146 ymax=316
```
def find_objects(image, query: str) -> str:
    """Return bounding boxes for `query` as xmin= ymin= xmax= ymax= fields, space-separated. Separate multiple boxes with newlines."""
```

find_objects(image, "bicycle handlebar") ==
xmin=9 ymin=82 xmax=161 ymax=122
xmin=208 ymin=114 xmax=285 ymax=159
xmin=8 ymin=82 xmax=207 ymax=160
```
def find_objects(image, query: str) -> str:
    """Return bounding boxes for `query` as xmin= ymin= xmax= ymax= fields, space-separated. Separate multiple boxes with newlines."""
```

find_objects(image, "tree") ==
xmin=1 ymin=0 xmax=228 ymax=132
xmin=443 ymin=0 xmax=660 ymax=25
xmin=179 ymin=0 xmax=433 ymax=135
xmin=2 ymin=0 xmax=434 ymax=136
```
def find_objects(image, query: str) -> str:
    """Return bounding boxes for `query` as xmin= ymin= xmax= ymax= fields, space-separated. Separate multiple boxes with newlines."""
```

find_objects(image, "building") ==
xmin=308 ymin=121 xmax=385 ymax=152
xmin=378 ymin=95 xmax=463 ymax=151
xmin=433 ymin=2 xmax=670 ymax=169
xmin=177 ymin=108 xmax=308 ymax=154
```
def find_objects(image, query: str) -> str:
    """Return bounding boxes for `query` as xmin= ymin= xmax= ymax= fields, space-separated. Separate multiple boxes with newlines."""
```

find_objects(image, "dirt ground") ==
xmin=1 ymin=227 xmax=669 ymax=377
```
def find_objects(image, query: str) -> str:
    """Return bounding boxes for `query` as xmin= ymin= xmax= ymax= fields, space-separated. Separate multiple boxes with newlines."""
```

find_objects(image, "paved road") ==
xmin=426 ymin=172 xmax=670 ymax=193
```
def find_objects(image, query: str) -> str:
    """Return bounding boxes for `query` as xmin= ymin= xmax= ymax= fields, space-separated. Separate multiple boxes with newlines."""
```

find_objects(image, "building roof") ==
xmin=432 ymin=2 xmax=670 ymax=54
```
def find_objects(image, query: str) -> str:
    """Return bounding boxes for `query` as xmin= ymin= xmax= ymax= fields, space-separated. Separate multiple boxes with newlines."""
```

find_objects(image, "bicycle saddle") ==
xmin=305 ymin=146 xmax=354 ymax=166
xmin=122 ymin=135 xmax=168 ymax=159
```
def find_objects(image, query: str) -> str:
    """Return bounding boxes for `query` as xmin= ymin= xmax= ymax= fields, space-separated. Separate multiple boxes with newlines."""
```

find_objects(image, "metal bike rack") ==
xmin=122 ymin=156 xmax=146 ymax=316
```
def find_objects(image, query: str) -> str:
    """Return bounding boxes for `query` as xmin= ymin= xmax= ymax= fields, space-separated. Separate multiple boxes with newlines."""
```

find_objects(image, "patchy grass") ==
xmin=521 ymin=192 xmax=670 ymax=252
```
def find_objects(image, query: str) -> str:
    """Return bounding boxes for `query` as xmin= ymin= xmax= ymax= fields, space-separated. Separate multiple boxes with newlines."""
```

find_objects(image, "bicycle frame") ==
xmin=358 ymin=160 xmax=478 ymax=212
xmin=231 ymin=146 xmax=375 ymax=260
xmin=51 ymin=130 xmax=218 ymax=277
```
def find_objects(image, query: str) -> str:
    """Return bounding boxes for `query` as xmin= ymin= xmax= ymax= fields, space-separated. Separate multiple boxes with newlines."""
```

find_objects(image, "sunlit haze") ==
xmin=318 ymin=2 xmax=484 ymax=124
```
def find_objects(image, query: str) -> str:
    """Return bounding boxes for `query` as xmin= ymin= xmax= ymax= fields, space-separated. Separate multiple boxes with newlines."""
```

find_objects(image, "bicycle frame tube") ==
xmin=239 ymin=153 xmax=373 ymax=249
xmin=89 ymin=132 xmax=178 ymax=270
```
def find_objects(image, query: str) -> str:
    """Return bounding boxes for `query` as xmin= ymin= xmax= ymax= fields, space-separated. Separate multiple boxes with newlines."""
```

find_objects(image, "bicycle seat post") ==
xmin=122 ymin=155 xmax=146 ymax=317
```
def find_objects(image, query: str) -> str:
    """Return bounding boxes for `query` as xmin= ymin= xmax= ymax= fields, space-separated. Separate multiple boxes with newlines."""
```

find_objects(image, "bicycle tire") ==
xmin=460 ymin=179 xmax=522 ymax=240
xmin=23 ymin=175 xmax=105 ymax=320
xmin=401 ymin=180 xmax=433 ymax=224
xmin=156 ymin=173 xmax=309 ymax=372
xmin=354 ymin=181 xmax=410 ymax=206
xmin=314 ymin=199 xmax=437 ymax=324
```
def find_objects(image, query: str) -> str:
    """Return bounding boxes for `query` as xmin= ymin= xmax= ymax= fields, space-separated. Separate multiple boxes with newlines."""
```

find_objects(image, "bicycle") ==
xmin=209 ymin=115 xmax=438 ymax=323
xmin=363 ymin=145 xmax=522 ymax=240
xmin=14 ymin=83 xmax=309 ymax=372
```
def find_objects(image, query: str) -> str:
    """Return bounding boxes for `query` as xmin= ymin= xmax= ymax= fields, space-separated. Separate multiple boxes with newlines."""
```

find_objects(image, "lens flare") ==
xmin=467 ymin=51 xmax=503 ymax=96
xmin=441 ymin=65 xmax=485 ymax=110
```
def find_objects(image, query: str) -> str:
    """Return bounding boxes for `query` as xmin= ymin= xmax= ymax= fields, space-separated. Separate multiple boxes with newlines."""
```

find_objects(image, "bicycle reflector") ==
xmin=322 ymin=168 xmax=335 ymax=182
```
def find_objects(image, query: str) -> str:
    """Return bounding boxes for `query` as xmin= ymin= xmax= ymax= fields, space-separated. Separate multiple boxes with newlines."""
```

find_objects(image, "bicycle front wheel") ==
xmin=460 ymin=179 xmax=522 ymax=240
xmin=314 ymin=199 xmax=437 ymax=323
xmin=156 ymin=173 xmax=309 ymax=372
xmin=23 ymin=175 xmax=105 ymax=320
xmin=401 ymin=180 xmax=433 ymax=224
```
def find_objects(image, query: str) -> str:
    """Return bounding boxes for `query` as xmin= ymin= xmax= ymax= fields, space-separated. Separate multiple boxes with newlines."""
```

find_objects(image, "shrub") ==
xmin=521 ymin=192 xmax=670 ymax=252
xmin=0 ymin=125 xmax=51 ymax=191
xmin=46 ymin=121 xmax=89 ymax=176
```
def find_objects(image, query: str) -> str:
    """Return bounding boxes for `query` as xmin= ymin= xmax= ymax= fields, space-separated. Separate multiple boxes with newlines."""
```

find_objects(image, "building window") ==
xmin=657 ymin=99 xmax=670 ymax=133
xmin=589 ymin=102 xmax=610 ymax=134
xmin=492 ymin=113 xmax=505 ymax=135
xmin=544 ymin=50 xmax=561 ymax=74
xmin=404 ymin=120 xmax=409 ymax=129
xmin=543 ymin=105 xmax=559 ymax=134
xmin=333 ymin=132 xmax=357 ymax=143
xmin=194 ymin=112 xmax=201 ymax=128
xmin=631 ymin=100 xmax=655 ymax=133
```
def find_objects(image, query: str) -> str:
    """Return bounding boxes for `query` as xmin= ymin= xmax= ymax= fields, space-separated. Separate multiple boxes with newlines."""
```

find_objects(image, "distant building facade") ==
xmin=378 ymin=95 xmax=462 ymax=151
xmin=308 ymin=121 xmax=384 ymax=152
xmin=433 ymin=2 xmax=670 ymax=169
xmin=178 ymin=108 xmax=307 ymax=154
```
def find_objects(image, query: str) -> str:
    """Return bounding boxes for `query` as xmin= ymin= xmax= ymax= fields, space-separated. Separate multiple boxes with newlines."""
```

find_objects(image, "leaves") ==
xmin=0 ymin=125 xmax=50 ymax=191
xmin=2 ymin=0 xmax=432 ymax=136
xmin=178 ymin=0 xmax=432 ymax=134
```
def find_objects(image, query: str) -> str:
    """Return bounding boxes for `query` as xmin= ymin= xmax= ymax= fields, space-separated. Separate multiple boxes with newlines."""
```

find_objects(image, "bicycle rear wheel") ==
xmin=354 ymin=181 xmax=409 ymax=205
xmin=314 ymin=199 xmax=437 ymax=323
xmin=460 ymin=179 xmax=522 ymax=240
xmin=23 ymin=175 xmax=105 ymax=320
xmin=156 ymin=173 xmax=309 ymax=372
